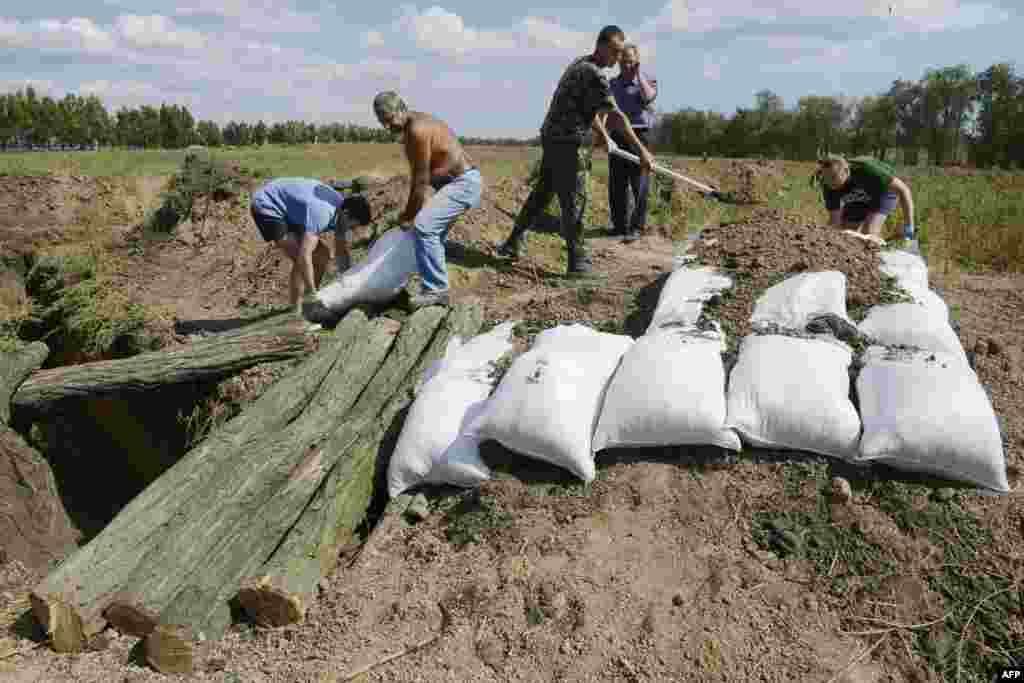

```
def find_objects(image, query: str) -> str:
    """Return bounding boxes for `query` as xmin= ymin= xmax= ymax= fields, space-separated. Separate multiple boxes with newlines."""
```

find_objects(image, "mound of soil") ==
xmin=692 ymin=208 xmax=887 ymax=339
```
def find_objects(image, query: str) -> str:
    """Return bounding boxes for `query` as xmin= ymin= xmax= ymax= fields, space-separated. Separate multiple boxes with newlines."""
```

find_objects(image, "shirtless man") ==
xmin=372 ymin=91 xmax=482 ymax=309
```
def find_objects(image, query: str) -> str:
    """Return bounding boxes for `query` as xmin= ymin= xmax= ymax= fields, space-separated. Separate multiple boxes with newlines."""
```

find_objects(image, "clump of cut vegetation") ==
xmin=145 ymin=154 xmax=249 ymax=234
xmin=24 ymin=253 xmax=148 ymax=360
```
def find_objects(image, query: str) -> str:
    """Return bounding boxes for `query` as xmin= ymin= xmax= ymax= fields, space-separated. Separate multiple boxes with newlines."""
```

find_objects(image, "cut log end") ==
xmin=237 ymin=577 xmax=305 ymax=628
xmin=145 ymin=623 xmax=195 ymax=675
xmin=104 ymin=597 xmax=160 ymax=638
xmin=29 ymin=593 xmax=87 ymax=653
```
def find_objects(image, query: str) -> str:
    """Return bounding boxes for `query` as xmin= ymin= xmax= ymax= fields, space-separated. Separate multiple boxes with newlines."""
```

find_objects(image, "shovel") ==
xmin=607 ymin=144 xmax=733 ymax=203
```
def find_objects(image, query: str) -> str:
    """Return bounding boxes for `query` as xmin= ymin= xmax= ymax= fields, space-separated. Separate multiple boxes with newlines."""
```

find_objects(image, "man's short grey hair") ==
xmin=623 ymin=43 xmax=639 ymax=52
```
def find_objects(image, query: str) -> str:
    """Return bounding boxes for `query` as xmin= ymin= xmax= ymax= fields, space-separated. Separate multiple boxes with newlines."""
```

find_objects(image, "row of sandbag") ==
xmin=655 ymin=259 xmax=1006 ymax=492
xmin=386 ymin=251 xmax=1007 ymax=496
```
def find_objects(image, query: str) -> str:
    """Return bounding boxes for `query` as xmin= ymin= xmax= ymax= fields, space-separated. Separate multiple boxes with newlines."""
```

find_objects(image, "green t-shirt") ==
xmin=823 ymin=157 xmax=895 ymax=211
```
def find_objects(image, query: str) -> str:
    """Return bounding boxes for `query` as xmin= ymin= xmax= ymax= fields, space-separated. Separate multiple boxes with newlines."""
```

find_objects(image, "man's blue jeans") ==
xmin=414 ymin=168 xmax=483 ymax=293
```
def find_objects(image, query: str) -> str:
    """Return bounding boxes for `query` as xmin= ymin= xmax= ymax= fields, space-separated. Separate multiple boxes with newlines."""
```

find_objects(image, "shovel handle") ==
xmin=609 ymin=147 xmax=721 ymax=196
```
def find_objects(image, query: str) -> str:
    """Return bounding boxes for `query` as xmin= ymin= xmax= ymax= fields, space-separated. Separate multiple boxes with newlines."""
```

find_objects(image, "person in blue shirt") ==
xmin=250 ymin=177 xmax=372 ymax=314
xmin=608 ymin=43 xmax=658 ymax=243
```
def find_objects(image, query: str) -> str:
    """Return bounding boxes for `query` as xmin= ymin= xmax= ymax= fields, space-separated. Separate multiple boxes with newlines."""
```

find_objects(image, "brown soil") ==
xmin=692 ymin=208 xmax=890 ymax=339
xmin=0 ymin=162 xmax=1021 ymax=682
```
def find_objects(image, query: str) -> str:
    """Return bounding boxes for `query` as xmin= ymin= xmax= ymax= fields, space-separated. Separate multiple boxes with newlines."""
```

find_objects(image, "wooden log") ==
xmin=235 ymin=304 xmax=482 ymax=628
xmin=12 ymin=313 xmax=318 ymax=416
xmin=0 ymin=424 xmax=80 ymax=573
xmin=30 ymin=310 xmax=368 ymax=653
xmin=0 ymin=341 xmax=48 ymax=425
xmin=104 ymin=313 xmax=412 ymax=639
xmin=144 ymin=306 xmax=478 ymax=673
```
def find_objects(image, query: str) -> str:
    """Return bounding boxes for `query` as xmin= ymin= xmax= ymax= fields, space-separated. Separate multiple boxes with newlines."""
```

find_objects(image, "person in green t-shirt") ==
xmin=814 ymin=155 xmax=916 ymax=241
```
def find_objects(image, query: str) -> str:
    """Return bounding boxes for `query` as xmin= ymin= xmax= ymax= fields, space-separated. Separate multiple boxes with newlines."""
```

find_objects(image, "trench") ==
xmin=6 ymin=251 xmax=289 ymax=543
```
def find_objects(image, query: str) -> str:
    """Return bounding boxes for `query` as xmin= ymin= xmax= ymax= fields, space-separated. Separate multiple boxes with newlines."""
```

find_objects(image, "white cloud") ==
xmin=362 ymin=30 xmax=385 ymax=49
xmin=397 ymin=6 xmax=517 ymax=57
xmin=522 ymin=17 xmax=588 ymax=52
xmin=115 ymin=15 xmax=206 ymax=50
xmin=637 ymin=0 xmax=1007 ymax=34
xmin=174 ymin=0 xmax=322 ymax=34
xmin=3 ymin=17 xmax=118 ymax=54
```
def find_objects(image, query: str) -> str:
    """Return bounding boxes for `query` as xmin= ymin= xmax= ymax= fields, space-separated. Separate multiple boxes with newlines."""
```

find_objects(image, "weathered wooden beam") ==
xmin=235 ymin=303 xmax=483 ymax=628
xmin=144 ymin=305 xmax=480 ymax=673
xmin=104 ymin=314 xmax=411 ymax=639
xmin=13 ymin=313 xmax=318 ymax=416
xmin=30 ymin=310 xmax=367 ymax=653
xmin=0 ymin=341 xmax=48 ymax=425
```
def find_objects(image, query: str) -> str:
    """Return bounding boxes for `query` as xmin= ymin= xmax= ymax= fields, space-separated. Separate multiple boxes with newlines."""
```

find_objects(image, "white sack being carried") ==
xmin=858 ymin=303 xmax=966 ymax=364
xmin=387 ymin=322 xmax=518 ymax=497
xmin=470 ymin=325 xmax=633 ymax=482
xmin=646 ymin=266 xmax=733 ymax=333
xmin=315 ymin=228 xmax=417 ymax=312
xmin=592 ymin=328 xmax=741 ymax=452
xmin=750 ymin=271 xmax=851 ymax=331
xmin=726 ymin=334 xmax=861 ymax=459
xmin=856 ymin=346 xmax=1008 ymax=492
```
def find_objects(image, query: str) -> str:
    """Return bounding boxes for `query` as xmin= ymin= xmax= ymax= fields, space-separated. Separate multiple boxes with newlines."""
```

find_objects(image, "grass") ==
xmin=754 ymin=466 xmax=1023 ymax=681
xmin=0 ymin=142 xmax=408 ymax=179
xmin=442 ymin=492 xmax=514 ymax=548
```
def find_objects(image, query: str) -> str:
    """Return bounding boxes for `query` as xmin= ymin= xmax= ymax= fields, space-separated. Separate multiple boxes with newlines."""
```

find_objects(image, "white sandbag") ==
xmin=387 ymin=323 xmax=517 ymax=497
xmin=646 ymin=266 xmax=733 ymax=333
xmin=855 ymin=346 xmax=1008 ymax=492
xmin=858 ymin=303 xmax=966 ymax=364
xmin=899 ymin=282 xmax=950 ymax=322
xmin=470 ymin=327 xmax=633 ymax=481
xmin=750 ymin=271 xmax=851 ymax=331
xmin=592 ymin=328 xmax=741 ymax=452
xmin=879 ymin=250 xmax=929 ymax=290
xmin=726 ymin=334 xmax=861 ymax=459
xmin=532 ymin=323 xmax=633 ymax=354
xmin=315 ymin=228 xmax=417 ymax=312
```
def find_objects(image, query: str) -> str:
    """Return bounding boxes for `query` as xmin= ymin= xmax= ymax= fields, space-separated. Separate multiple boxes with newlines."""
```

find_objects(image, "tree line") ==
xmin=653 ymin=62 xmax=1022 ymax=169
xmin=0 ymin=87 xmax=398 ymax=150
xmin=4 ymin=61 xmax=1021 ymax=166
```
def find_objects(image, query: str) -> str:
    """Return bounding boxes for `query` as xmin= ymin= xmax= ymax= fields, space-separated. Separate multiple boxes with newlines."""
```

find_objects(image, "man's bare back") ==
xmin=402 ymin=111 xmax=473 ymax=178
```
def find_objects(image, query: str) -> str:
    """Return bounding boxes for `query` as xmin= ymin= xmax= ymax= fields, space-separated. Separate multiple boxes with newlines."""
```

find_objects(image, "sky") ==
xmin=1 ymin=1 xmax=1020 ymax=138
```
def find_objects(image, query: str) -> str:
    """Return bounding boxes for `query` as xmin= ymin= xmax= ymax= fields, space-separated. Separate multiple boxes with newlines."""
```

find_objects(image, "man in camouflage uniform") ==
xmin=498 ymin=25 xmax=655 ymax=275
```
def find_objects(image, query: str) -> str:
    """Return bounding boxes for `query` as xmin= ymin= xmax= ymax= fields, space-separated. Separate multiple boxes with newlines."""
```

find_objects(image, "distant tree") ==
xmin=196 ymin=120 xmax=223 ymax=146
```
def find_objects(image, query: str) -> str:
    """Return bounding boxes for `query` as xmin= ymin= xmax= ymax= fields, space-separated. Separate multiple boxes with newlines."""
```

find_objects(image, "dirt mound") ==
xmin=0 ymin=175 xmax=143 ymax=257
xmin=692 ymin=209 xmax=889 ymax=340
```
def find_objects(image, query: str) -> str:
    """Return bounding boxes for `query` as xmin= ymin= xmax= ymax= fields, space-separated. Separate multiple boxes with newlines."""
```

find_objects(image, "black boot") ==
xmin=566 ymin=244 xmax=594 ymax=276
xmin=498 ymin=228 xmax=526 ymax=259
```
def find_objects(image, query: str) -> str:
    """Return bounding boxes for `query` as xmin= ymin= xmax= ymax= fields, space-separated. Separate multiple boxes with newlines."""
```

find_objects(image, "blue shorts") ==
xmin=251 ymin=206 xmax=302 ymax=242
xmin=842 ymin=192 xmax=898 ymax=223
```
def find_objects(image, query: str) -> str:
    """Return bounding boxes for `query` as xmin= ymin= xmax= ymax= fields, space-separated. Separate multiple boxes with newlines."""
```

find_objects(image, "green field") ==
xmin=1 ymin=143 xmax=1021 ymax=271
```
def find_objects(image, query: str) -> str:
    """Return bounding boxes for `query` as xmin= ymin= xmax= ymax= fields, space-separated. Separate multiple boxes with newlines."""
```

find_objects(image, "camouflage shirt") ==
xmin=540 ymin=56 xmax=617 ymax=144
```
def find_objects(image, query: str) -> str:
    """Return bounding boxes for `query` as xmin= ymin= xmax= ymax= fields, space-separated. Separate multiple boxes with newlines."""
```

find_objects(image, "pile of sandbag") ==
xmin=384 ymin=253 xmax=1007 ymax=496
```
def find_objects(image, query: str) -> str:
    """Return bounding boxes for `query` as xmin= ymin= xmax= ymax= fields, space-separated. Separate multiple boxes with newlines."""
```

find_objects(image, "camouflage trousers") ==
xmin=513 ymin=142 xmax=592 ymax=256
